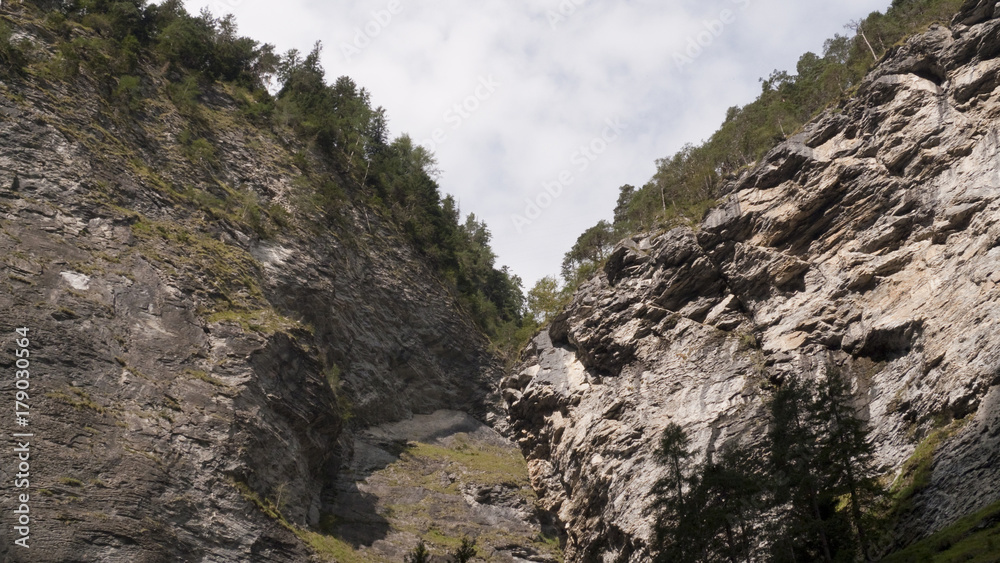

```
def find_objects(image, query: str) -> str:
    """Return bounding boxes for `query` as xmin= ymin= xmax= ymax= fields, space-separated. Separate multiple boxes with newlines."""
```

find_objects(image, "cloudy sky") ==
xmin=183 ymin=0 xmax=892 ymax=288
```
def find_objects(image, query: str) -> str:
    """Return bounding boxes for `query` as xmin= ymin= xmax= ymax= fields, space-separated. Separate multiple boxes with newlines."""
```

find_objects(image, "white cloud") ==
xmin=181 ymin=0 xmax=892 ymax=288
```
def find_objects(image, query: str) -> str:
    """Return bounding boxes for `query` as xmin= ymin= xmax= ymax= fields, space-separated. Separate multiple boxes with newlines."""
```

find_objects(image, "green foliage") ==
xmin=650 ymin=364 xmax=890 ymax=563
xmin=44 ymin=11 xmax=71 ymax=38
xmin=649 ymin=423 xmax=768 ymax=563
xmin=178 ymin=128 xmax=216 ymax=166
xmin=561 ymin=219 xmax=615 ymax=288
xmin=492 ymin=313 xmax=540 ymax=367
xmin=20 ymin=0 xmax=528 ymax=363
xmin=765 ymin=369 xmax=891 ymax=563
xmin=881 ymin=499 xmax=1000 ymax=563
xmin=273 ymin=44 xmax=528 ymax=349
xmin=526 ymin=276 xmax=570 ymax=326
xmin=166 ymin=73 xmax=201 ymax=116
xmin=451 ymin=537 xmax=477 ymax=563
xmin=236 ymin=84 xmax=275 ymax=123
xmin=405 ymin=541 xmax=431 ymax=563
xmin=609 ymin=0 xmax=965 ymax=239
xmin=45 ymin=40 xmax=82 ymax=79
xmin=68 ymin=0 xmax=152 ymax=42
xmin=115 ymin=33 xmax=141 ymax=74
xmin=150 ymin=4 xmax=265 ymax=85
xmin=39 ymin=29 xmax=139 ymax=82
xmin=66 ymin=36 xmax=112 ymax=76
xmin=324 ymin=364 xmax=354 ymax=423
xmin=276 ymin=46 xmax=385 ymax=164
xmin=766 ymin=375 xmax=840 ymax=563
xmin=112 ymin=74 xmax=142 ymax=111
xmin=886 ymin=416 xmax=970 ymax=529
xmin=810 ymin=365 xmax=886 ymax=561
xmin=0 ymin=21 xmax=29 ymax=75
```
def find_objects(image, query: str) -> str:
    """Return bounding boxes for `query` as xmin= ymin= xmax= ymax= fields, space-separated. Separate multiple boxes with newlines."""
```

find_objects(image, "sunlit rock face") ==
xmin=505 ymin=2 xmax=1000 ymax=560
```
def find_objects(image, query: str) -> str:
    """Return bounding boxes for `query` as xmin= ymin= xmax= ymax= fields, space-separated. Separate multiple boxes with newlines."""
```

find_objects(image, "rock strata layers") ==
xmin=0 ymin=13 xmax=498 ymax=561
xmin=505 ymin=2 xmax=1000 ymax=560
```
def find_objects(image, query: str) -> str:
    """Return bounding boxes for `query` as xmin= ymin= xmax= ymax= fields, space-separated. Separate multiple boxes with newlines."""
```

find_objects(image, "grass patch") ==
xmin=46 ymin=388 xmax=107 ymax=414
xmin=231 ymin=479 xmax=284 ymax=522
xmin=736 ymin=330 xmax=759 ymax=351
xmin=204 ymin=308 xmax=302 ymax=335
xmin=537 ymin=532 xmax=566 ymax=562
xmin=130 ymin=217 xmax=271 ymax=318
xmin=183 ymin=369 xmax=225 ymax=387
xmin=52 ymin=306 xmax=79 ymax=320
xmin=882 ymin=499 xmax=1000 ymax=563
xmin=324 ymin=365 xmax=354 ymax=422
xmin=295 ymin=528 xmax=391 ymax=563
xmin=163 ymin=395 xmax=182 ymax=412
xmin=8 ymin=274 xmax=35 ymax=285
xmin=405 ymin=433 xmax=532 ymax=490
xmin=230 ymin=478 xmax=388 ymax=562
xmin=424 ymin=527 xmax=464 ymax=549
xmin=890 ymin=417 xmax=971 ymax=515
xmin=58 ymin=477 xmax=85 ymax=487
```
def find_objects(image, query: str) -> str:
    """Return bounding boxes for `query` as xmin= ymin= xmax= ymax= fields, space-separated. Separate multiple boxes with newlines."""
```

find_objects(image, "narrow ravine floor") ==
xmin=316 ymin=410 xmax=563 ymax=562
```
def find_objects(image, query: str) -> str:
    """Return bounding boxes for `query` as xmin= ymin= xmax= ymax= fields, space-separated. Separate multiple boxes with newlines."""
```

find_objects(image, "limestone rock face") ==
xmin=505 ymin=4 xmax=1000 ymax=560
xmin=0 ymin=14 xmax=498 ymax=562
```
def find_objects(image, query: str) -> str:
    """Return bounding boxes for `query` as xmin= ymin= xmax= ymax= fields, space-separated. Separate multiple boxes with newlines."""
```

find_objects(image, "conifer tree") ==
xmin=767 ymin=376 xmax=834 ymax=563
xmin=697 ymin=445 xmax=766 ymax=563
xmin=451 ymin=536 xmax=477 ymax=562
xmin=649 ymin=423 xmax=702 ymax=563
xmin=405 ymin=540 xmax=430 ymax=563
xmin=809 ymin=364 xmax=885 ymax=562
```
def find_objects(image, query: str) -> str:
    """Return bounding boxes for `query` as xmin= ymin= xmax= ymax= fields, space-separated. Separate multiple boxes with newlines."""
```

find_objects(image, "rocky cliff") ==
xmin=504 ymin=1 xmax=1000 ymax=560
xmin=0 ymin=7 xmax=509 ymax=561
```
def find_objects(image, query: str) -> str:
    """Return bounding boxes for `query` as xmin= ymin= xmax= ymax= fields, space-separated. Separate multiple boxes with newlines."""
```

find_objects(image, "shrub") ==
xmin=178 ymin=129 xmax=216 ymax=166
xmin=405 ymin=541 xmax=430 ymax=563
xmin=0 ymin=22 xmax=29 ymax=75
xmin=452 ymin=537 xmax=477 ymax=563
xmin=166 ymin=73 xmax=201 ymax=116
xmin=113 ymin=74 xmax=143 ymax=111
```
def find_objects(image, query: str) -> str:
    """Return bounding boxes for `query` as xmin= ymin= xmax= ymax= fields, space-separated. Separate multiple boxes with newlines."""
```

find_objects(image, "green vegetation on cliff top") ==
xmin=1 ymin=0 xmax=531 ymax=359
xmin=534 ymin=0 xmax=966 ymax=319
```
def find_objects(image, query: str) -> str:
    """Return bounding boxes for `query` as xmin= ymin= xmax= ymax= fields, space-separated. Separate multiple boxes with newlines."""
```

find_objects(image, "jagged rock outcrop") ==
xmin=505 ymin=2 xmax=1000 ymax=560
xmin=0 ymin=12 xmax=500 ymax=562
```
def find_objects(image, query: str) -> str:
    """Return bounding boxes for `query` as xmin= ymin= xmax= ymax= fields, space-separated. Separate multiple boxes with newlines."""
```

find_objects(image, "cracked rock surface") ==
xmin=0 ymin=10 xmax=499 ymax=561
xmin=505 ymin=3 xmax=1000 ymax=560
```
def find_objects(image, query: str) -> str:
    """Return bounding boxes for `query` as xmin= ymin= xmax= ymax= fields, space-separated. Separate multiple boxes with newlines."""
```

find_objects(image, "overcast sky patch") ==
xmin=184 ymin=0 xmax=891 ymax=287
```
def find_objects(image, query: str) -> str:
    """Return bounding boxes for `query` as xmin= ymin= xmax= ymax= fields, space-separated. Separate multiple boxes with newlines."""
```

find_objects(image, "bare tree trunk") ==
xmin=361 ymin=159 xmax=371 ymax=186
xmin=846 ymin=465 xmax=872 ymax=561
xmin=831 ymin=403 xmax=872 ymax=562
xmin=811 ymin=490 xmax=835 ymax=563
xmin=724 ymin=521 xmax=739 ymax=563
xmin=847 ymin=20 xmax=879 ymax=61
xmin=860 ymin=29 xmax=878 ymax=60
